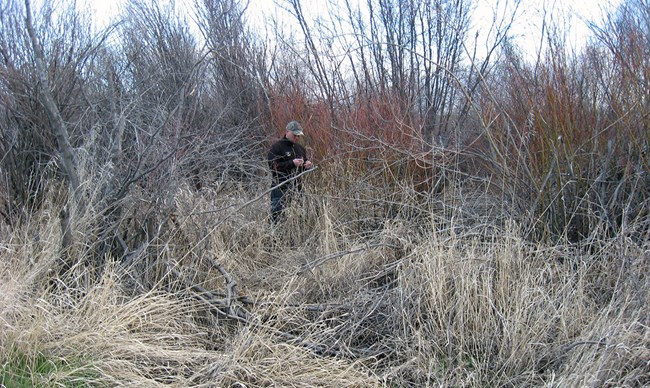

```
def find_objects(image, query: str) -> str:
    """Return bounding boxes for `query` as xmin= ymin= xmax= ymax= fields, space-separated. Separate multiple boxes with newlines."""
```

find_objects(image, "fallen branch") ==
xmin=206 ymin=256 xmax=239 ymax=316
xmin=167 ymin=258 xmax=390 ymax=359
xmin=168 ymin=265 xmax=250 ymax=322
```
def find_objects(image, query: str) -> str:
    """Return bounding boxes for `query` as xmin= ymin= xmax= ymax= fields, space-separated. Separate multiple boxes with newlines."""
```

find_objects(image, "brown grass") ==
xmin=1 ymin=175 xmax=648 ymax=386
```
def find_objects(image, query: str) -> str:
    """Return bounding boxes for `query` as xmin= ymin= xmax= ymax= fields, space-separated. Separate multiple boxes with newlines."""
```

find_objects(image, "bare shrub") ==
xmin=0 ymin=0 xmax=96 ymax=222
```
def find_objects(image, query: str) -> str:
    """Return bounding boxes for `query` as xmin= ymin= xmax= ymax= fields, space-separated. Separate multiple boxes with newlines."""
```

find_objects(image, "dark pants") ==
xmin=270 ymin=179 xmax=303 ymax=224
xmin=270 ymin=186 xmax=288 ymax=224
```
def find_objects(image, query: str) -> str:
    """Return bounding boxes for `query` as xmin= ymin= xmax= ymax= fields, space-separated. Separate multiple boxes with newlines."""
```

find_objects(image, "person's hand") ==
xmin=293 ymin=158 xmax=304 ymax=167
xmin=304 ymin=160 xmax=313 ymax=169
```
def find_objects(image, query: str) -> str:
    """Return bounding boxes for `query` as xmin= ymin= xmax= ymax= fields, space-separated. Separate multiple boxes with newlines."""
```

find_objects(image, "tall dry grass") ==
xmin=1 ymin=166 xmax=648 ymax=386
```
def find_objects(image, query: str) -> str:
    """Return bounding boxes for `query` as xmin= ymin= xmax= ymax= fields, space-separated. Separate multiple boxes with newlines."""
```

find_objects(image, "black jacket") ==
xmin=267 ymin=136 xmax=309 ymax=187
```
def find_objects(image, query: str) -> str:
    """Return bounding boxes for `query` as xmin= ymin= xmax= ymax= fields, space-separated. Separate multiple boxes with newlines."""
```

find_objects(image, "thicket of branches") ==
xmin=0 ymin=0 xmax=648 ymax=386
xmin=0 ymin=0 xmax=269 ymax=282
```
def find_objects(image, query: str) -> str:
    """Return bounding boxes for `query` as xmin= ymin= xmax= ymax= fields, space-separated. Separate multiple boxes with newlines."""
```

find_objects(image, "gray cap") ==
xmin=286 ymin=121 xmax=304 ymax=136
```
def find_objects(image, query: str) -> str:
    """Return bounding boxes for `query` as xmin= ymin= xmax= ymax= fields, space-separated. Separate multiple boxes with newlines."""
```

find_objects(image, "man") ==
xmin=267 ymin=121 xmax=313 ymax=223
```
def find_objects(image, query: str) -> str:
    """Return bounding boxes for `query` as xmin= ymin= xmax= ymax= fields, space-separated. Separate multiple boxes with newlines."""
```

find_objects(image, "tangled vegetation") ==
xmin=1 ymin=0 xmax=648 ymax=386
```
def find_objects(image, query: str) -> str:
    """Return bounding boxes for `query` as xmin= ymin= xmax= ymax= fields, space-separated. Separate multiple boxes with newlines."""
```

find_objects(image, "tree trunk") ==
xmin=25 ymin=0 xmax=81 ymax=275
xmin=24 ymin=0 xmax=80 ymax=196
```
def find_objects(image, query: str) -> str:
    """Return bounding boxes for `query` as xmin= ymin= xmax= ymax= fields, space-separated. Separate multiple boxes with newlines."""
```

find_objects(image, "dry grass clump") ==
xmin=1 ymin=259 xmax=222 ymax=385
xmin=1 ymin=174 xmax=648 ymax=386
xmin=213 ymin=326 xmax=380 ymax=387
xmin=373 ymin=228 xmax=649 ymax=386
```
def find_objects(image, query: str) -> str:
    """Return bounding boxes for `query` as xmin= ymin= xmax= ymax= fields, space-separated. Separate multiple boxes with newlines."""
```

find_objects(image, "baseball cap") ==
xmin=286 ymin=121 xmax=304 ymax=136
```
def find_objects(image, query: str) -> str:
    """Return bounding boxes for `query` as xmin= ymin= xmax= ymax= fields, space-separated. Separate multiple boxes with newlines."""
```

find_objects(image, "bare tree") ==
xmin=0 ymin=0 xmax=115 ymax=276
xmin=191 ymin=0 xmax=268 ymax=185
xmin=0 ymin=0 xmax=97 ymax=222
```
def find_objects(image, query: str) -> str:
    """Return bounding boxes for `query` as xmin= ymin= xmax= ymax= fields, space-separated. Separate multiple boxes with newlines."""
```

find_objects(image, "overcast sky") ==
xmin=81 ymin=0 xmax=621 ymax=57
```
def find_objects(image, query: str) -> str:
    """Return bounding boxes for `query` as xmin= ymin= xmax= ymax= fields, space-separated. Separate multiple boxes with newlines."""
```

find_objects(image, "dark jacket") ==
xmin=267 ymin=136 xmax=309 ymax=188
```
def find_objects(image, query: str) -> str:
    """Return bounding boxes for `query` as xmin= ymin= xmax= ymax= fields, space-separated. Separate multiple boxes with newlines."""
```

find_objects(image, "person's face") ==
xmin=286 ymin=130 xmax=302 ymax=143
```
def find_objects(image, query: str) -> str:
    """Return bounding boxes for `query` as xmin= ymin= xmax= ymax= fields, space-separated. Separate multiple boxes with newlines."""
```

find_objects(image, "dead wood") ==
xmin=166 ymin=257 xmax=391 ymax=360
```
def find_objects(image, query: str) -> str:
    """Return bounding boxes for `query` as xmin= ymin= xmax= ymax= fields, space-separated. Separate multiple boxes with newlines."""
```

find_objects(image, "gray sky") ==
xmin=81 ymin=0 xmax=621 ymax=58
